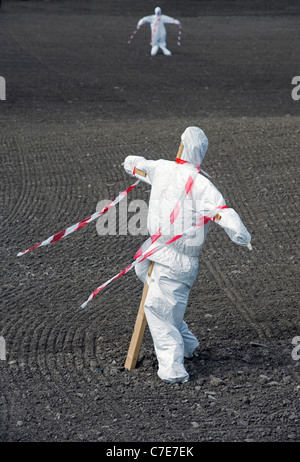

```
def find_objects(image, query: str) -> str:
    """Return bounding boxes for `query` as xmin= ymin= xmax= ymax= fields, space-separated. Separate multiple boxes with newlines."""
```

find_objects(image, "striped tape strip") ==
xmin=129 ymin=20 xmax=182 ymax=48
xmin=151 ymin=16 xmax=161 ymax=45
xmin=134 ymin=172 xmax=197 ymax=260
xmin=175 ymin=158 xmax=212 ymax=178
xmin=177 ymin=24 xmax=182 ymax=46
xmin=17 ymin=180 xmax=141 ymax=257
xmin=81 ymin=204 xmax=228 ymax=308
xmin=128 ymin=21 xmax=145 ymax=44
xmin=133 ymin=158 xmax=213 ymax=262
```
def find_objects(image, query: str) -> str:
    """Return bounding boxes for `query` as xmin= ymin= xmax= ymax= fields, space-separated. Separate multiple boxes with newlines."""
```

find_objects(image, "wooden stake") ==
xmin=134 ymin=168 xmax=147 ymax=177
xmin=124 ymin=261 xmax=154 ymax=370
xmin=176 ymin=141 xmax=184 ymax=159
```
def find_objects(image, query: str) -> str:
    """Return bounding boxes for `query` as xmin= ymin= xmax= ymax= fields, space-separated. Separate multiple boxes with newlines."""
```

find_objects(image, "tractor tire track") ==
xmin=204 ymin=259 xmax=270 ymax=340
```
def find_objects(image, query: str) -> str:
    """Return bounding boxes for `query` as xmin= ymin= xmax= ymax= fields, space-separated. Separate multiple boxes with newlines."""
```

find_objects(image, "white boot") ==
xmin=161 ymin=46 xmax=172 ymax=56
xmin=151 ymin=45 xmax=159 ymax=56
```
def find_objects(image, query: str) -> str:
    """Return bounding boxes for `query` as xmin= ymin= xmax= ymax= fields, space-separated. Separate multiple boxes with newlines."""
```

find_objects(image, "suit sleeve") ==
xmin=161 ymin=15 xmax=181 ymax=25
xmin=194 ymin=177 xmax=252 ymax=247
xmin=137 ymin=15 xmax=152 ymax=27
xmin=123 ymin=155 xmax=157 ymax=185
xmin=216 ymin=207 xmax=251 ymax=247
xmin=213 ymin=192 xmax=251 ymax=247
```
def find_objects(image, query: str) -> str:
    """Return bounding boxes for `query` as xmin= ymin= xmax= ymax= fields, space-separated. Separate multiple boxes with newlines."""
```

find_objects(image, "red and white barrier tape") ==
xmin=17 ymin=156 xmax=225 ymax=308
xmin=82 ymin=169 xmax=198 ymax=308
xmin=128 ymin=21 xmax=145 ymax=44
xmin=175 ymin=158 xmax=211 ymax=178
xmin=128 ymin=20 xmax=182 ymax=48
xmin=17 ymin=180 xmax=141 ymax=257
xmin=177 ymin=24 xmax=182 ymax=46
xmin=81 ymin=205 xmax=227 ymax=308
xmin=151 ymin=16 xmax=161 ymax=45
xmin=134 ymin=172 xmax=196 ymax=260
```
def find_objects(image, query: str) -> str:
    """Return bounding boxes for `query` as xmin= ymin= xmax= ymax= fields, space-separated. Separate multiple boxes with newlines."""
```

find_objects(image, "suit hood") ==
xmin=181 ymin=127 xmax=208 ymax=167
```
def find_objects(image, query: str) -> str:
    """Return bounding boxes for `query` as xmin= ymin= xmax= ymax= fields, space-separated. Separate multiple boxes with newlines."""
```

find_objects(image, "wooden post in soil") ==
xmin=124 ymin=261 xmax=154 ymax=370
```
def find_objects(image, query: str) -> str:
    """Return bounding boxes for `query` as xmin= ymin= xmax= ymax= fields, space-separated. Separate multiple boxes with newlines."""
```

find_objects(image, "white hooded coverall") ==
xmin=124 ymin=127 xmax=251 ymax=384
xmin=138 ymin=7 xmax=181 ymax=56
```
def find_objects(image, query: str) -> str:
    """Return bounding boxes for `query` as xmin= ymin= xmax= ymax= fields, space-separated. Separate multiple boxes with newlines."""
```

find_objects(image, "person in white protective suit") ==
xmin=123 ymin=127 xmax=252 ymax=384
xmin=137 ymin=6 xmax=181 ymax=56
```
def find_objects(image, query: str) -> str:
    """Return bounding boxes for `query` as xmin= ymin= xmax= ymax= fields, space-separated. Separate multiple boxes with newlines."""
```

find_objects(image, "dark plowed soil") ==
xmin=0 ymin=0 xmax=299 ymax=445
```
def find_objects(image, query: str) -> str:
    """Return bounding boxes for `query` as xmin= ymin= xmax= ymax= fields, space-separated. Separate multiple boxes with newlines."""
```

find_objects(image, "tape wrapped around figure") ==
xmin=81 ymin=205 xmax=228 ymax=308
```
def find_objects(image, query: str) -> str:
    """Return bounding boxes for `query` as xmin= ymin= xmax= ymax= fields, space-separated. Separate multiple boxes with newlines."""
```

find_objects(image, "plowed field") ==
xmin=0 ymin=0 xmax=299 ymax=444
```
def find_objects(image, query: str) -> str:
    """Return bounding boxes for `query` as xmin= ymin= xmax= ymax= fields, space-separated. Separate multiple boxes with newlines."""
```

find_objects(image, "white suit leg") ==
xmin=181 ymin=321 xmax=199 ymax=358
xmin=160 ymin=46 xmax=172 ymax=56
xmin=143 ymin=263 xmax=194 ymax=383
xmin=151 ymin=45 xmax=159 ymax=56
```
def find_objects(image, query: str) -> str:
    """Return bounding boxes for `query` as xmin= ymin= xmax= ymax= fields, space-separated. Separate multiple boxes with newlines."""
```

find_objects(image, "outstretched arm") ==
xmin=161 ymin=15 xmax=181 ymax=25
xmin=123 ymin=155 xmax=157 ymax=186
xmin=137 ymin=15 xmax=153 ymax=27
xmin=195 ymin=177 xmax=252 ymax=249
xmin=215 ymin=206 xmax=252 ymax=249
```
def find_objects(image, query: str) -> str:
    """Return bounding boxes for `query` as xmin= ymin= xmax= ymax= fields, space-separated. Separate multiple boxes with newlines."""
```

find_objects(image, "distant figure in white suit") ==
xmin=137 ymin=7 xmax=181 ymax=56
